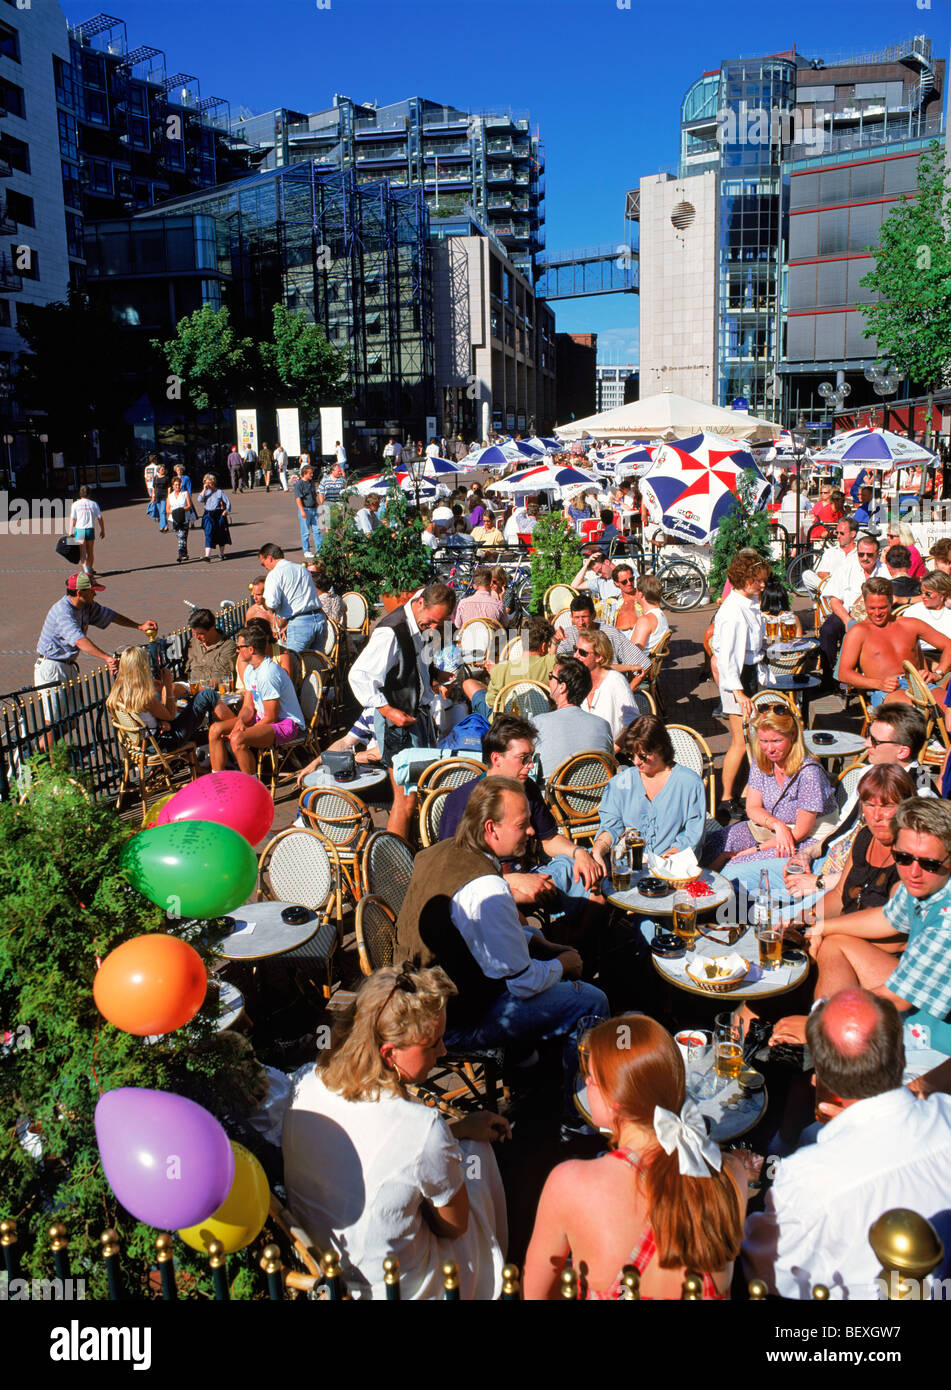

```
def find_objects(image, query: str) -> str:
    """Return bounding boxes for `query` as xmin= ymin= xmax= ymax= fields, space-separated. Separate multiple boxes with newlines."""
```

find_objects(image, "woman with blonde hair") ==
xmin=523 ymin=1015 xmax=747 ymax=1300
xmin=883 ymin=521 xmax=926 ymax=579
xmin=105 ymin=645 xmax=199 ymax=749
xmin=706 ymin=703 xmax=835 ymax=869
xmin=283 ymin=963 xmax=509 ymax=1300
xmin=575 ymin=627 xmax=638 ymax=746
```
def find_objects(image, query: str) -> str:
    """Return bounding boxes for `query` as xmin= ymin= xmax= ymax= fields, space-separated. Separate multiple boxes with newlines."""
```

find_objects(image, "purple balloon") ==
xmin=95 ymin=1089 xmax=235 ymax=1230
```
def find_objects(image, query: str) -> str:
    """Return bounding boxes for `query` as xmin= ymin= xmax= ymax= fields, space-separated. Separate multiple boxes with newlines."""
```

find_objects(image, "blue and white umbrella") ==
xmin=459 ymin=442 xmax=525 ymax=469
xmin=486 ymin=462 xmax=598 ymax=497
xmin=812 ymin=426 xmax=934 ymax=469
xmin=354 ymin=472 xmax=450 ymax=500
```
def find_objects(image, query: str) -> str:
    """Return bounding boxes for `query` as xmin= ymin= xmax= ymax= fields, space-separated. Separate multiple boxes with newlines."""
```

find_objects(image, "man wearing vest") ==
xmin=396 ymin=776 xmax=609 ymax=1137
xmin=349 ymin=582 xmax=455 ymax=837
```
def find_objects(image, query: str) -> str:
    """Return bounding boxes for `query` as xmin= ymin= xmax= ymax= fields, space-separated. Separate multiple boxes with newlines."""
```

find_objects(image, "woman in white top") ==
xmin=68 ymin=485 xmax=104 ymax=576
xmin=711 ymin=551 xmax=770 ymax=820
xmin=575 ymin=628 xmax=639 ymax=748
xmin=901 ymin=570 xmax=951 ymax=660
xmin=105 ymin=645 xmax=200 ymax=750
xmin=283 ymin=963 xmax=509 ymax=1301
xmin=629 ymin=574 xmax=670 ymax=653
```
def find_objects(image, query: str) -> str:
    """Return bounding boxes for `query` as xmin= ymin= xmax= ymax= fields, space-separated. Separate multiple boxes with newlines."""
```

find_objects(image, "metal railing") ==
xmin=0 ymin=600 xmax=249 ymax=805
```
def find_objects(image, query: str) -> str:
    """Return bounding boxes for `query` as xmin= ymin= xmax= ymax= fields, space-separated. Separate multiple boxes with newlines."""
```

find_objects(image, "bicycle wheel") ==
xmin=785 ymin=548 xmax=818 ymax=597
xmin=657 ymin=559 xmax=707 ymax=610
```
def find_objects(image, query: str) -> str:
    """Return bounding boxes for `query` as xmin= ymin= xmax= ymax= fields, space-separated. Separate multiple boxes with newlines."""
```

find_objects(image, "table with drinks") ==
xmin=764 ymin=613 xmax=801 ymax=647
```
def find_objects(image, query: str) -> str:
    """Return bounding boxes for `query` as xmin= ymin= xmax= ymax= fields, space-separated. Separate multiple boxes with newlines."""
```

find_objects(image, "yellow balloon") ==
xmin=143 ymin=793 xmax=176 ymax=828
xmin=177 ymin=1141 xmax=270 ymax=1254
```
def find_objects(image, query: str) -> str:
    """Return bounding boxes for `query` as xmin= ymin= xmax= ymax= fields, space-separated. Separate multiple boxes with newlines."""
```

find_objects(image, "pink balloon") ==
xmin=157 ymin=772 xmax=275 ymax=845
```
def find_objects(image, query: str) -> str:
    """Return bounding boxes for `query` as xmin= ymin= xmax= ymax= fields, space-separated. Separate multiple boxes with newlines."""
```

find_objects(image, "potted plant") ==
xmin=528 ymin=510 xmax=585 ymax=614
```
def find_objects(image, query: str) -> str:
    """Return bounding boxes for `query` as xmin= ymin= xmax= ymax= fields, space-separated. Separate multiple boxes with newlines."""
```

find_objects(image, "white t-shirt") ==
xmin=583 ymin=669 xmax=639 ymax=741
xmin=70 ymin=498 xmax=101 ymax=530
xmin=283 ymin=1069 xmax=503 ymax=1300
xmin=901 ymin=601 xmax=951 ymax=651
xmin=335 ymin=445 xmax=347 ymax=464
xmin=425 ymin=443 xmax=440 ymax=459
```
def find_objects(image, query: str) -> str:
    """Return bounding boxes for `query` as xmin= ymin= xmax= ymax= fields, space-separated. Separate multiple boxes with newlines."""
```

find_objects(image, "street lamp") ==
xmin=406 ymin=453 xmax=427 ymax=515
xmin=2 ymin=433 xmax=13 ymax=489
xmin=864 ymin=362 xmax=905 ymax=431
xmin=790 ymin=414 xmax=808 ymax=546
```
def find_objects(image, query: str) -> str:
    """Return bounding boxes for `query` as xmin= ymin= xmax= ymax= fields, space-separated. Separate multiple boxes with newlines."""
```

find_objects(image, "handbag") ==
xmin=747 ymin=765 xmax=838 ymax=845
xmin=321 ymin=750 xmax=356 ymax=781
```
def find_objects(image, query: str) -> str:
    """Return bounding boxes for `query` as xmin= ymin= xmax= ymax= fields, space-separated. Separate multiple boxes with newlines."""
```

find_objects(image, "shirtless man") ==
xmin=838 ymin=576 xmax=951 ymax=707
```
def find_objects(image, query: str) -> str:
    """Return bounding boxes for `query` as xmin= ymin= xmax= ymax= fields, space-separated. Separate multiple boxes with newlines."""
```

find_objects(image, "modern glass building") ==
xmin=232 ymin=96 xmax=545 ymax=283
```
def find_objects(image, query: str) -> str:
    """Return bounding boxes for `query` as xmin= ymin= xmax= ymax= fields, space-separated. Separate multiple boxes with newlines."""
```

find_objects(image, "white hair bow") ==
xmin=653 ymin=1101 xmax=723 ymax=1179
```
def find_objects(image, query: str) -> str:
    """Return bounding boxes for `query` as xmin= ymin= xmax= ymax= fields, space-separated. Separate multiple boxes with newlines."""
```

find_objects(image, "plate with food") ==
xmin=685 ymin=953 xmax=750 ymax=994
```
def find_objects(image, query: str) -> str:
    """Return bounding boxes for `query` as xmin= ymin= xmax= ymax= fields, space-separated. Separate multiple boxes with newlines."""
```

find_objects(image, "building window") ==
xmin=54 ymin=56 xmax=77 ymax=109
xmin=0 ymin=299 xmax=10 ymax=329
xmin=129 ymin=116 xmax=150 ymax=150
xmin=84 ymin=90 xmax=108 ymax=126
xmin=0 ymin=20 xmax=19 ymax=63
xmin=1 ymin=78 xmax=24 ymax=119
xmin=58 ymin=109 xmax=78 ymax=160
xmin=0 ymin=132 xmax=28 ymax=174
xmin=6 ymin=190 xmax=33 ymax=226
xmin=62 ymin=160 xmax=82 ymax=209
xmin=65 ymin=211 xmax=83 ymax=260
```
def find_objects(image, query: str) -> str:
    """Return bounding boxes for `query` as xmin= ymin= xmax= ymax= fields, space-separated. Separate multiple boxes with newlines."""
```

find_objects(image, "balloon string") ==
xmin=90 ymin=1032 xmax=103 ymax=1097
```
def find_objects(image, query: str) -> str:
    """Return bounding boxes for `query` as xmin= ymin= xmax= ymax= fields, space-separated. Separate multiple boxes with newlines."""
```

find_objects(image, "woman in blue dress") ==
xmin=199 ymin=472 xmax=231 ymax=562
xmin=591 ymin=715 xmax=707 ymax=873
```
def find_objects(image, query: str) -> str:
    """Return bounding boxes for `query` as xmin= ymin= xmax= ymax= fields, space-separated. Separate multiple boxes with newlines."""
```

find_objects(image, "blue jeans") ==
xmin=298 ymin=506 xmax=321 ymax=554
xmin=724 ymin=854 xmax=825 ymax=926
xmin=284 ymin=611 xmax=326 ymax=654
xmin=156 ymin=498 xmax=167 ymax=529
xmin=191 ymin=687 xmax=221 ymax=722
xmin=472 ymin=689 xmax=489 ymax=719
xmin=869 ymin=677 xmax=910 ymax=707
xmin=542 ymin=854 xmax=593 ymax=928
xmin=446 ymin=979 xmax=609 ymax=1118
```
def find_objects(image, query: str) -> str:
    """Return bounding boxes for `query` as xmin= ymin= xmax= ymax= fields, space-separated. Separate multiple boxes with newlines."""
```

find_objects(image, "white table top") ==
xmin=605 ymin=868 xmax=733 ymax=918
xmin=766 ymin=672 xmax=822 ymax=692
xmin=766 ymin=640 xmax=818 ymax=658
xmin=302 ymin=765 xmax=389 ymax=795
xmin=805 ymin=729 xmax=867 ymax=759
xmin=217 ymin=901 xmax=322 ymax=961
xmin=575 ymin=1074 xmax=766 ymax=1144
xmin=644 ymin=921 xmax=810 ymax=1002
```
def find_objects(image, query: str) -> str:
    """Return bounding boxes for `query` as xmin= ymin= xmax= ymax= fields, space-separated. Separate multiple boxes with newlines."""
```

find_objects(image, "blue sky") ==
xmin=63 ymin=0 xmax=950 ymax=363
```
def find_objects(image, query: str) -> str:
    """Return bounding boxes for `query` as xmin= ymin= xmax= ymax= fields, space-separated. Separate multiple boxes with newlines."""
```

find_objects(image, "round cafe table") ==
xmin=574 ymin=1073 xmax=766 ymax=1144
xmin=605 ymin=868 xmax=733 ymax=919
xmin=302 ymin=765 xmax=389 ymax=797
xmin=641 ymin=920 xmax=810 ymax=1004
xmin=217 ymin=901 xmax=322 ymax=962
xmin=804 ymin=729 xmax=867 ymax=765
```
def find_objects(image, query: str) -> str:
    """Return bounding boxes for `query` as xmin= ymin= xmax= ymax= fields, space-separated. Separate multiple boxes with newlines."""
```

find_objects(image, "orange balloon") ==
xmin=93 ymin=934 xmax=208 ymax=1036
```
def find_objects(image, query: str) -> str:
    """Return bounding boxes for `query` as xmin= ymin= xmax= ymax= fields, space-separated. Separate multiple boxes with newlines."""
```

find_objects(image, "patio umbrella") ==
xmin=606 ymin=445 xmax=660 ymax=479
xmin=554 ymin=389 xmax=783 ymax=442
xmin=639 ymin=432 xmax=769 ymax=543
xmin=485 ymin=462 xmax=598 ymax=498
xmin=458 ymin=442 xmax=525 ymax=470
xmin=811 ymin=426 xmax=934 ymax=469
xmin=353 ymin=472 xmax=449 ymax=501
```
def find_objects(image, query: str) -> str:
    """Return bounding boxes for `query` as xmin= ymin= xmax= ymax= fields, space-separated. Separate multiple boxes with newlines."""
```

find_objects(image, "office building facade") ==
xmin=595 ymin=364 xmax=638 ymax=413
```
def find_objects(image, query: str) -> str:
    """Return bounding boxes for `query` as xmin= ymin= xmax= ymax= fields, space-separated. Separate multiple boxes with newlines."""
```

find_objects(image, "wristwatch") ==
xmin=815 ymin=875 xmax=825 ymax=891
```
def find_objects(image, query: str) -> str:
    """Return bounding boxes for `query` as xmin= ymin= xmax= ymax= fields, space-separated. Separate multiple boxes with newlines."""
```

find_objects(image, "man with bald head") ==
xmin=743 ymin=988 xmax=951 ymax=1299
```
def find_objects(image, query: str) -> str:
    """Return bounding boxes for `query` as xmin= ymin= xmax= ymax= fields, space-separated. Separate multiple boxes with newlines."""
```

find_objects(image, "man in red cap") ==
xmin=34 ymin=573 xmax=156 ymax=738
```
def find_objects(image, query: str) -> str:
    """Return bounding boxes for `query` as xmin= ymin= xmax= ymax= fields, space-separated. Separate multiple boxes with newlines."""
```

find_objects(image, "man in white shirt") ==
xmin=355 ymin=492 xmax=383 ymax=535
xmin=258 ymin=542 xmax=326 ymax=652
xmin=349 ymin=583 xmax=455 ymax=837
xmin=335 ymin=441 xmax=347 ymax=466
xmin=395 ymin=777 xmax=609 ymax=1132
xmin=273 ymin=443 xmax=288 ymax=491
xmin=743 ymin=988 xmax=951 ymax=1299
xmin=431 ymin=501 xmax=454 ymax=536
xmin=808 ymin=516 xmax=859 ymax=591
xmin=571 ymin=551 xmax=622 ymax=607
xmin=425 ymin=439 xmax=440 ymax=461
xmin=818 ymin=535 xmax=885 ymax=690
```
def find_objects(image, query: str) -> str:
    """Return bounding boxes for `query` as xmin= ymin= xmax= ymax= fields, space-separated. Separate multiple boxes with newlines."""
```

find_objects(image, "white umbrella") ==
xmin=486 ymin=462 xmax=598 ymax=499
xmin=555 ymin=389 xmax=783 ymax=442
xmin=353 ymin=472 xmax=449 ymax=500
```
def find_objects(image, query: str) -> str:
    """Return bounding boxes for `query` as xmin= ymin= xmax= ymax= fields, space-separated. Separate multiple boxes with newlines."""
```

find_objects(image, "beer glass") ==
xmin=780 ymin=612 xmax=797 ymax=642
xmin=672 ymin=891 xmax=699 ymax=950
xmin=765 ymin=616 xmax=780 ymax=643
xmin=611 ymin=842 xmax=632 ymax=894
xmin=755 ymin=925 xmax=783 ymax=971
xmin=714 ymin=1012 xmax=744 ymax=1081
xmin=627 ymin=829 xmax=645 ymax=873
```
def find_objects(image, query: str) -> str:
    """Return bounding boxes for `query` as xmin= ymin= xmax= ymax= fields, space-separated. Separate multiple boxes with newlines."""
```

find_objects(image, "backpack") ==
xmin=438 ymin=712 xmax=490 ymax=753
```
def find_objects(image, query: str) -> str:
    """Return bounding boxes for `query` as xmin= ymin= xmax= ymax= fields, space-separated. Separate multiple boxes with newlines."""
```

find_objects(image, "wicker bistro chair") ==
xmin=498 ymin=635 xmax=524 ymax=663
xmin=353 ymin=893 xmax=503 ymax=1112
xmin=415 ymin=757 xmax=485 ymax=798
xmin=666 ymin=723 xmax=719 ymax=851
xmin=256 ymin=828 xmax=342 ymax=998
xmin=297 ymin=785 xmax=374 ymax=910
xmin=109 ymin=706 xmax=200 ymax=823
xmin=645 ymin=629 xmax=671 ymax=715
xmin=296 ymin=669 xmax=327 ymax=761
xmin=458 ymin=617 xmax=505 ymax=664
xmin=418 ymin=787 xmax=456 ymax=848
xmin=629 ymin=688 xmax=657 ymax=718
xmin=491 ymin=679 xmax=555 ymax=720
xmin=544 ymin=583 xmax=579 ymax=616
xmin=360 ymin=829 xmax=416 ymax=917
xmin=342 ymin=591 xmax=370 ymax=648
xmin=257 ymin=723 xmax=309 ymax=799
xmin=901 ymin=661 xmax=950 ymax=770
xmin=546 ymin=751 xmax=618 ymax=845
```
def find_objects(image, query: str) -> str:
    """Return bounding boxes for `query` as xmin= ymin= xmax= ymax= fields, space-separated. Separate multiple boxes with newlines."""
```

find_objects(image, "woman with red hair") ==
xmin=523 ymin=1015 xmax=748 ymax=1300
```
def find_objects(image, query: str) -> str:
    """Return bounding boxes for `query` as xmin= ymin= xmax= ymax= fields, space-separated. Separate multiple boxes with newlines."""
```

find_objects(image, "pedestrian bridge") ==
xmin=536 ymin=243 xmax=638 ymax=300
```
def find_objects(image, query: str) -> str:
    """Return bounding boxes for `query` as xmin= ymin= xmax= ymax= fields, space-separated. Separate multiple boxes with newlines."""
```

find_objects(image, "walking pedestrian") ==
xmin=260 ymin=441 xmax=274 ymax=493
xmin=199 ymin=472 xmax=232 ymax=561
xmin=227 ymin=445 xmax=243 ymax=493
xmin=294 ymin=461 xmax=321 ymax=553
xmin=168 ymin=474 xmax=192 ymax=564
xmin=274 ymin=442 xmax=289 ymax=491
xmin=149 ymin=462 xmax=170 ymax=532
xmin=242 ymin=442 xmax=257 ymax=491
xmin=68 ymin=485 xmax=104 ymax=577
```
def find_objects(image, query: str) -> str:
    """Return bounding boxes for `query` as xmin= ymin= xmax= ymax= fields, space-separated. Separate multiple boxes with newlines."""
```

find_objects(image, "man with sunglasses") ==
xmin=839 ymin=576 xmax=951 ymax=707
xmin=801 ymin=798 xmax=951 ymax=1058
xmin=554 ymin=593 xmax=649 ymax=675
xmin=571 ymin=550 xmax=622 ymax=608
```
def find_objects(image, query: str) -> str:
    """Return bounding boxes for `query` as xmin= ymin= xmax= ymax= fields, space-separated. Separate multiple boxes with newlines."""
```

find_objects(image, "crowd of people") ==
xmin=31 ymin=454 xmax=951 ymax=1302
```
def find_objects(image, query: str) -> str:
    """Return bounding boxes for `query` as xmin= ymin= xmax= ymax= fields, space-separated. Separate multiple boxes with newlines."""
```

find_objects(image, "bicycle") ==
xmin=624 ymin=533 xmax=709 ymax=611
xmin=784 ymin=522 xmax=838 ymax=597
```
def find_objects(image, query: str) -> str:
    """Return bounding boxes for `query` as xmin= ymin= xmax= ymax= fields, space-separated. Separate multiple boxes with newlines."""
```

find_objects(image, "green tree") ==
xmin=859 ymin=142 xmax=951 ymax=442
xmin=265 ymin=305 xmax=350 ymax=420
xmin=529 ymin=511 xmax=585 ymax=614
xmin=708 ymin=469 xmax=775 ymax=596
xmin=16 ymin=290 xmax=140 ymax=465
xmin=152 ymin=304 xmax=257 ymax=413
xmin=0 ymin=755 xmax=265 ymax=1298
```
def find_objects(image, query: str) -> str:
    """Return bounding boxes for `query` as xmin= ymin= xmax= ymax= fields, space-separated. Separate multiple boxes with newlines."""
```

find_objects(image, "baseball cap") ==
xmin=67 ymin=573 xmax=105 ymax=593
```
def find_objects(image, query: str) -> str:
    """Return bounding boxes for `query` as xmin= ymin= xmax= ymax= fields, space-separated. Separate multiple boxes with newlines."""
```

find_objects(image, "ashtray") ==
xmin=281 ymin=905 xmax=312 ymax=925
xmin=782 ymin=947 xmax=806 ymax=966
xmin=651 ymin=932 xmax=685 ymax=959
xmin=738 ymin=1066 xmax=765 ymax=1092
xmin=811 ymin=732 xmax=835 ymax=745
xmin=637 ymin=876 xmax=671 ymax=898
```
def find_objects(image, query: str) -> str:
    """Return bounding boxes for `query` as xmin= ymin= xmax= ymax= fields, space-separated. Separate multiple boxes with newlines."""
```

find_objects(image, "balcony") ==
xmin=0 ymin=155 xmax=12 ymax=179
xmin=486 ymin=138 xmax=513 ymax=156
xmin=487 ymin=164 xmax=513 ymax=183
xmin=0 ymin=203 xmax=15 ymax=234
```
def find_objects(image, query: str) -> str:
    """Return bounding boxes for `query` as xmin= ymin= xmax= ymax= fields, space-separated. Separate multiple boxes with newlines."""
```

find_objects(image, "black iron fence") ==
xmin=0 ymin=600 xmax=250 ymax=805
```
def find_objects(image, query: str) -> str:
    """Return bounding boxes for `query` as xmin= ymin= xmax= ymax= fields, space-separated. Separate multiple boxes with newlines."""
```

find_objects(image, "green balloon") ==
xmin=120 ymin=820 xmax=259 ymax=919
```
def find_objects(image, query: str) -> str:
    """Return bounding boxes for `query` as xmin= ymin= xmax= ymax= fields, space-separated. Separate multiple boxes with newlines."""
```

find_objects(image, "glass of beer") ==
xmin=714 ymin=1012 xmax=744 ymax=1082
xmin=611 ymin=842 xmax=632 ymax=894
xmin=756 ymin=925 xmax=783 ymax=971
xmin=765 ymin=616 xmax=780 ymax=643
xmin=627 ymin=829 xmax=645 ymax=873
xmin=189 ymin=681 xmax=201 ymax=696
xmin=672 ymin=891 xmax=699 ymax=951
xmin=780 ymin=612 xmax=797 ymax=642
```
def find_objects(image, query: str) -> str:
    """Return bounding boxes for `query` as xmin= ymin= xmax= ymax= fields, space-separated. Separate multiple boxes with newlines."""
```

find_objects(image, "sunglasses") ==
xmin=866 ymin=732 xmax=899 ymax=747
xmin=893 ymin=850 xmax=951 ymax=874
xmin=506 ymin=751 xmax=535 ymax=766
xmin=757 ymin=703 xmax=794 ymax=717
xmin=617 ymin=577 xmax=636 ymax=586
